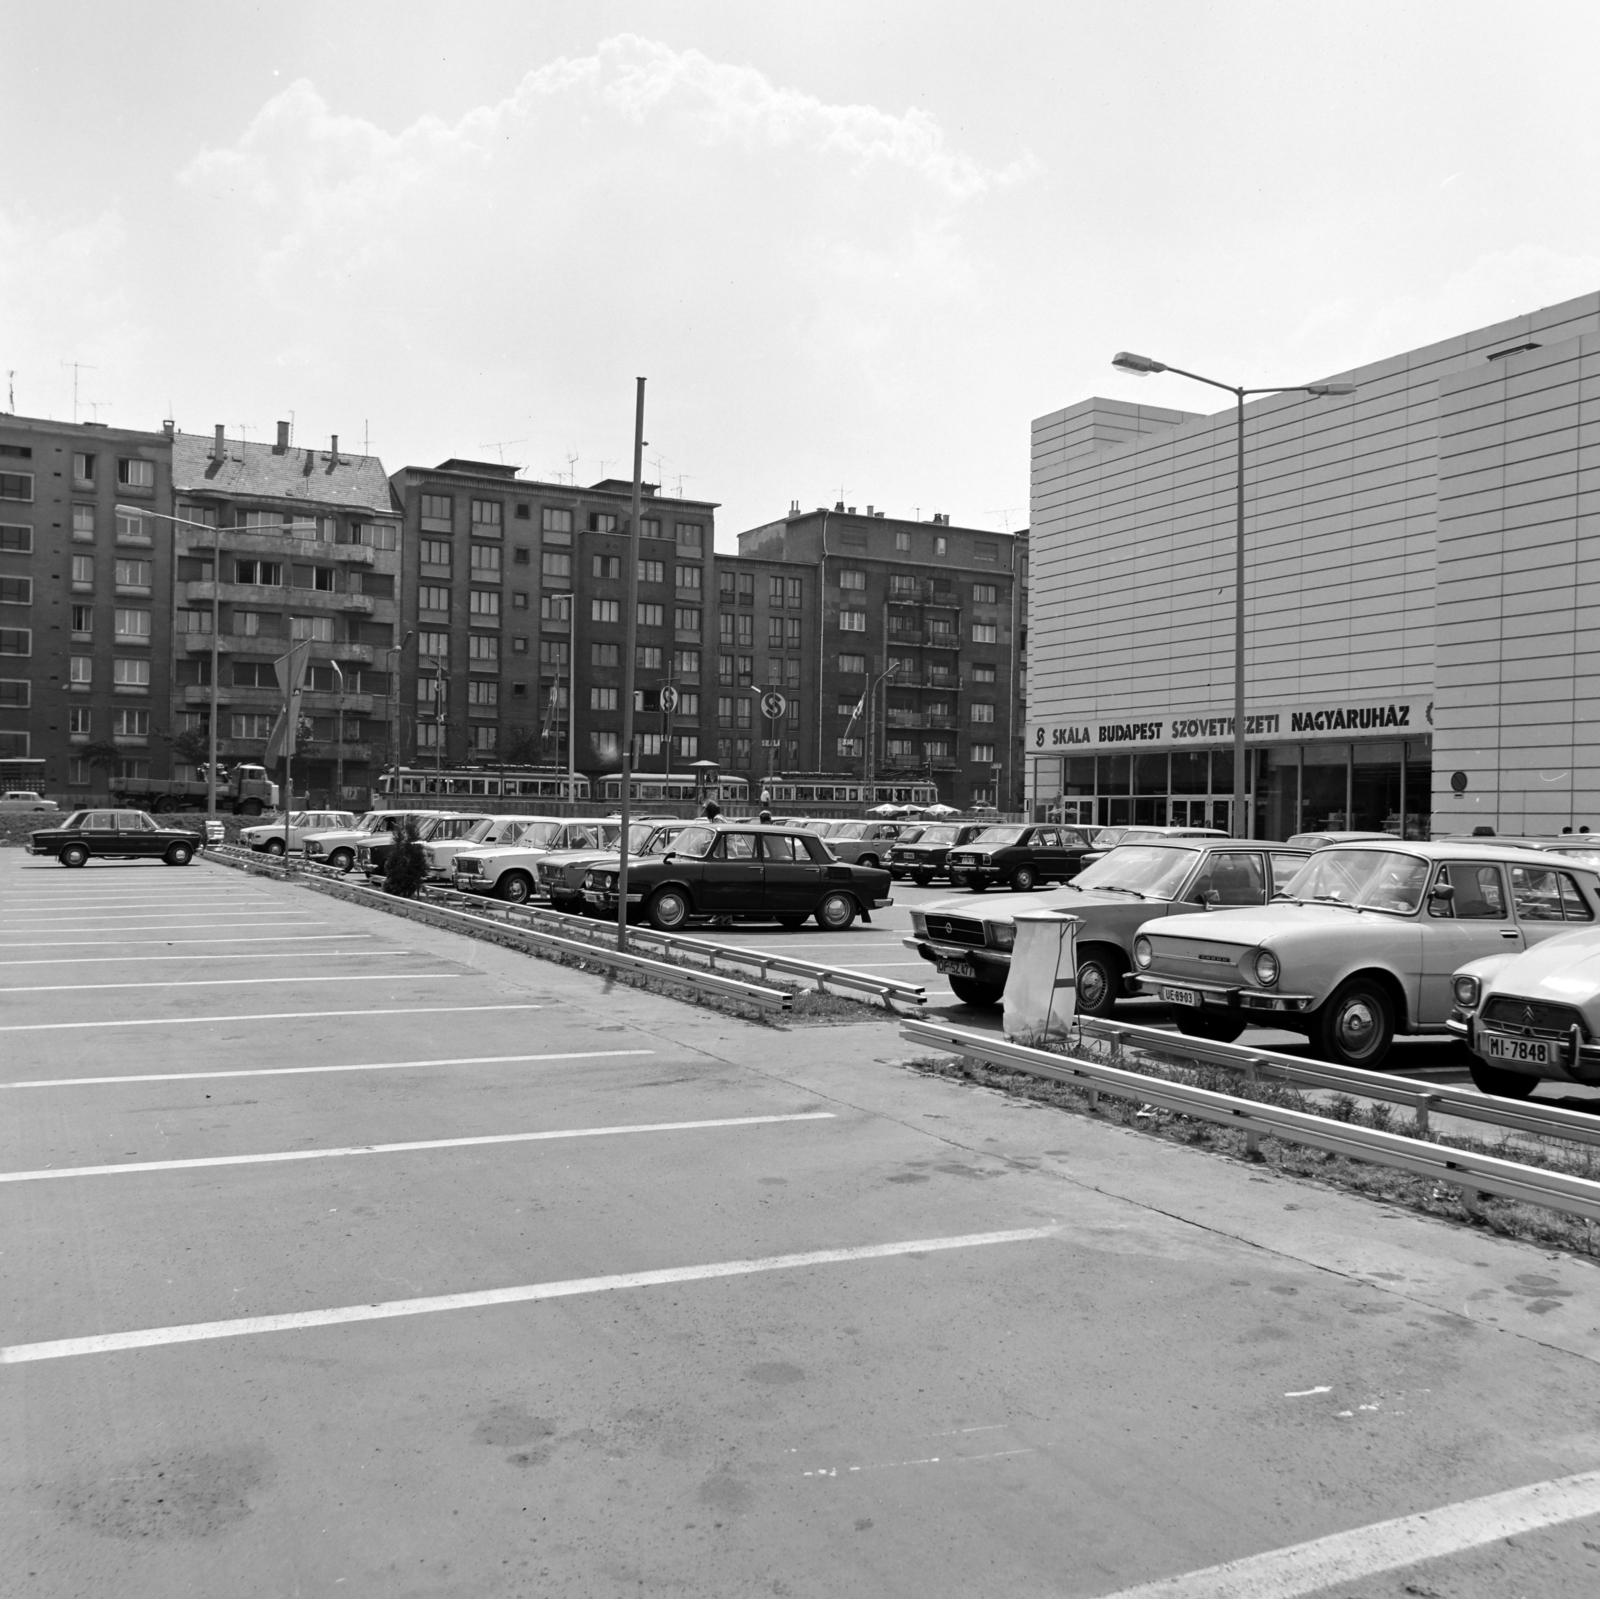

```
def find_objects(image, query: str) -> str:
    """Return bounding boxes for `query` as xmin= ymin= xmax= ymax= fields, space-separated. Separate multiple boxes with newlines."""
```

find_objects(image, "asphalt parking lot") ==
xmin=6 ymin=850 xmax=1600 ymax=1597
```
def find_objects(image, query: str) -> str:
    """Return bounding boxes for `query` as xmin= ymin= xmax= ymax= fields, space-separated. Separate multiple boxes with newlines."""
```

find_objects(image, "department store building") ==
xmin=1027 ymin=291 xmax=1600 ymax=840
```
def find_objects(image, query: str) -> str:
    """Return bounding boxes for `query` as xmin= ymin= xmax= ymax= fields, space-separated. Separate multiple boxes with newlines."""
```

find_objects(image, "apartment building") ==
xmin=390 ymin=461 xmax=717 ymax=776
xmin=170 ymin=424 xmax=399 ymax=805
xmin=0 ymin=413 xmax=176 ymax=794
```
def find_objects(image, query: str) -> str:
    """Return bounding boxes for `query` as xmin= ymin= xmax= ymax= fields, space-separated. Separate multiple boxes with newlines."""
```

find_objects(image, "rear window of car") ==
xmin=1511 ymin=864 xmax=1596 ymax=922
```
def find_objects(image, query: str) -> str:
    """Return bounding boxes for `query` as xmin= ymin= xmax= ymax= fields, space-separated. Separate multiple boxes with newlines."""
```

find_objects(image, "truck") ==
xmin=110 ymin=762 xmax=283 ymax=816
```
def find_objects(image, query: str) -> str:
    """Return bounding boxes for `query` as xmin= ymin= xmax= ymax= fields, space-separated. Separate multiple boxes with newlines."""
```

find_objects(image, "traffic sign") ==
xmin=760 ymin=690 xmax=788 ymax=720
xmin=659 ymin=685 xmax=680 ymax=714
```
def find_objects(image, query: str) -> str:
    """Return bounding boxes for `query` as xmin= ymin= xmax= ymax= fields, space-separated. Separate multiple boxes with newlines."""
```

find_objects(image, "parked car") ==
xmin=888 ymin=822 xmax=993 ymax=884
xmin=1130 ymin=841 xmax=1600 ymax=1066
xmin=584 ymin=822 xmax=893 ymax=931
xmin=356 ymin=813 xmax=479 ymax=880
xmin=28 ymin=808 xmax=204 ymax=867
xmin=452 ymin=818 xmax=599 ymax=903
xmin=302 ymin=810 xmax=440 ymax=873
xmin=907 ymin=837 xmax=1310 ymax=1010
xmin=0 ymin=791 xmax=60 ymax=814
xmin=1285 ymin=830 xmax=1398 ymax=850
xmin=535 ymin=820 xmax=689 ymax=912
xmin=823 ymin=820 xmax=911 ymax=868
xmin=412 ymin=814 xmax=544 ymax=882
xmin=1083 ymin=824 xmax=1229 ymax=864
xmin=945 ymin=824 xmax=1096 ymax=893
xmin=240 ymin=810 xmax=356 ymax=856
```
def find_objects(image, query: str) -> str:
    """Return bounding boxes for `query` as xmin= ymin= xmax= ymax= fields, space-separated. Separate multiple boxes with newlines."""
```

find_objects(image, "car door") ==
xmin=761 ymin=832 xmax=824 ymax=910
xmin=1420 ymin=861 xmax=1523 ymax=1020
xmin=1031 ymin=826 xmax=1071 ymax=880
xmin=1269 ymin=850 xmax=1312 ymax=897
xmin=1185 ymin=850 xmax=1269 ymax=907
xmin=111 ymin=811 xmax=158 ymax=857
xmin=81 ymin=810 xmax=119 ymax=855
xmin=700 ymin=831 xmax=764 ymax=909
xmin=1509 ymin=862 xmax=1597 ymax=946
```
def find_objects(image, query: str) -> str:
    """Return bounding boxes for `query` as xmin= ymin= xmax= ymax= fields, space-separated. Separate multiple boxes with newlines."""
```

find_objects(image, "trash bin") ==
xmin=1002 ymin=911 xmax=1078 ymax=1044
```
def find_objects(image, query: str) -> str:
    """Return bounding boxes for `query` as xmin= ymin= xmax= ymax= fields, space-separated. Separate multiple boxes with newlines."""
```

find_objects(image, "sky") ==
xmin=6 ymin=0 xmax=1600 ymax=548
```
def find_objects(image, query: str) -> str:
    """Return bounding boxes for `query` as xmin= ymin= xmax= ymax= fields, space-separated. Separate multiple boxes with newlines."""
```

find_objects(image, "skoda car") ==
xmin=944 ymin=824 xmax=1095 ymax=893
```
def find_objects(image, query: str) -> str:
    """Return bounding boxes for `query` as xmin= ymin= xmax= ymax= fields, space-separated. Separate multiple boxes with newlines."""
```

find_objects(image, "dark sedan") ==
xmin=29 ymin=809 xmax=203 ymax=867
xmin=944 ymin=824 xmax=1094 ymax=892
xmin=887 ymin=822 xmax=992 ymax=884
xmin=583 ymin=822 xmax=892 ymax=931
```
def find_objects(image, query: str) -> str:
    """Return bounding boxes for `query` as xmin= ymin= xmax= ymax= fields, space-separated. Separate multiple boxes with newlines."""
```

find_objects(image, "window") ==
xmin=972 ymin=583 xmax=998 ymax=604
xmin=304 ymin=565 xmax=335 ymax=591
xmin=113 ymin=709 xmax=150 ymax=738
xmin=718 ymin=696 xmax=734 ymax=726
xmin=365 ymin=521 xmax=400 ymax=552
xmin=117 ymin=458 xmax=155 ymax=488
xmin=675 ymin=522 xmax=703 ymax=551
xmin=589 ymin=512 xmax=619 ymax=534
xmin=416 ymin=676 xmax=442 ymax=705
xmin=73 ymin=451 xmax=95 ymax=485
xmin=592 ymin=642 xmax=619 ymax=667
xmin=719 ymin=653 xmax=734 ymax=684
xmin=736 ymin=614 xmax=753 ymax=647
xmin=469 ymin=589 xmax=501 ymax=619
xmin=542 ymin=507 xmax=573 ymax=538
xmin=736 ymin=655 xmax=753 ymax=686
xmin=839 ymin=569 xmax=866 ymax=591
xmin=233 ymin=611 xmax=262 ymax=637
xmin=467 ymin=679 xmax=498 ymax=707
xmin=837 ymin=699 xmax=860 ymax=717
xmin=738 ymin=572 xmax=755 ymax=603
xmin=470 ymin=499 xmax=503 ymax=534
xmin=971 ymin=662 xmax=996 ymax=684
xmin=735 ymin=698 xmax=753 ymax=730
xmin=533 ymin=551 xmax=569 ymax=583
xmin=72 ymin=604 xmax=94 ymax=635
xmin=974 ymin=542 xmax=997 ymax=563
xmin=837 ymin=737 xmax=863 ymax=757
xmin=468 ymin=634 xmax=499 ymax=664
xmin=971 ymin=702 xmax=995 ymax=723
xmin=639 ymin=559 xmax=665 ymax=584
xmin=637 ymin=645 xmax=664 ymax=670
xmin=70 ymin=655 xmax=92 ymax=683
xmin=70 ymin=505 xmax=95 ymax=542
xmin=473 ymin=725 xmax=498 ymax=753
xmin=1431 ymin=863 xmax=1508 ymax=919
xmin=0 ymin=576 xmax=30 ymax=605
xmin=290 ymin=615 xmax=335 ymax=642
xmin=114 ymin=658 xmax=151 ymax=688
xmin=588 ymin=598 xmax=619 ymax=624
xmin=0 ymin=524 xmax=31 ymax=552
xmin=636 ymin=733 xmax=665 ymax=758
xmin=972 ymin=622 xmax=998 ymax=644
xmin=676 ymin=564 xmax=701 ymax=591
xmin=232 ymin=713 xmax=275 ymax=740
xmin=673 ymin=648 xmax=700 ymax=678
xmin=925 ymin=739 xmax=950 ymax=760
xmin=839 ymin=654 xmax=865 ymax=674
xmin=0 ymin=473 xmax=33 ymax=502
xmin=515 ymin=503 xmax=530 ymax=521
xmin=934 ymin=536 xmax=947 ymax=557
xmin=927 ymin=616 xmax=954 ymax=638
xmin=638 ymin=603 xmax=664 ymax=627
xmin=114 ymin=608 xmax=152 ymax=642
xmin=539 ymin=639 xmax=570 ymax=669
xmin=513 ymin=546 xmax=530 ymax=565
xmin=236 ymin=559 xmax=284 ymax=586
xmin=420 ymin=539 xmax=451 ymax=567
xmin=234 ymin=661 xmax=276 ymax=687
xmin=675 ymin=608 xmax=701 ymax=635
xmin=541 ymin=593 xmax=571 ymax=622
xmin=719 ymin=570 xmax=737 ymax=600
xmin=719 ymin=613 xmax=735 ymax=646
xmin=590 ymin=730 xmax=621 ymax=762
xmin=421 ymin=493 xmax=453 ymax=527
xmin=471 ymin=544 xmax=502 ymax=575
xmin=415 ymin=723 xmax=442 ymax=751
xmin=893 ymin=531 xmax=910 ymax=551
xmin=677 ymin=692 xmax=700 ymax=717
xmin=675 ymin=734 xmax=699 ymax=759
xmin=68 ymin=706 xmax=89 ymax=734
xmin=886 ymin=738 xmax=914 ymax=758
xmin=785 ymin=617 xmax=802 ymax=648
xmin=72 ymin=555 xmax=94 ymax=588
xmin=735 ymin=737 xmax=752 ymax=767
xmin=971 ymin=743 xmax=996 ymax=763
xmin=839 ymin=610 xmax=866 ymax=632
xmin=114 ymin=559 xmax=152 ymax=589
xmin=784 ymin=658 xmax=800 ymax=689
xmin=890 ymin=574 xmax=917 ymax=597
xmin=591 ymin=686 xmax=619 ymax=710
xmin=769 ymin=575 xmax=785 ymax=606
xmin=418 ymin=585 xmax=450 ymax=612
xmin=116 ymin=508 xmax=152 ymax=543
xmin=419 ymin=631 xmax=449 ymax=658
xmin=786 ymin=576 xmax=803 ymax=608
xmin=641 ymin=517 xmax=663 ymax=540
xmin=68 ymin=758 xmax=91 ymax=786
xmin=768 ymin=617 xmax=784 ymax=648
xmin=512 ymin=592 xmax=528 ymax=610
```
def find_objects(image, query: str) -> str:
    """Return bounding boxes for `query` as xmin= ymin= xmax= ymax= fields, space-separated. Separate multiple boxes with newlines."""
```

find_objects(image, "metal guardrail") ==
xmin=1078 ymin=1016 xmax=1600 ymax=1152
xmin=902 ymin=1019 xmax=1600 ymax=1226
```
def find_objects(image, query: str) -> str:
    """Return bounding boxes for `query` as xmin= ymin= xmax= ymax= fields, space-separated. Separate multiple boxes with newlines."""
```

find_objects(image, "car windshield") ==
xmin=422 ymin=816 xmax=474 ymax=841
xmin=831 ymin=822 xmax=869 ymax=839
xmin=1072 ymin=845 xmax=1201 ymax=898
xmin=62 ymin=812 xmax=89 ymax=828
xmin=670 ymin=825 xmax=717 ymax=859
xmin=976 ymin=826 xmax=1026 ymax=844
xmin=358 ymin=814 xmax=387 ymax=832
xmin=914 ymin=825 xmax=962 ymax=845
xmin=513 ymin=821 xmax=561 ymax=849
xmin=1278 ymin=848 xmax=1430 ymax=913
xmin=641 ymin=826 xmax=684 ymax=855
xmin=1092 ymin=827 xmax=1127 ymax=848
xmin=896 ymin=826 xmax=926 ymax=844
xmin=462 ymin=818 xmax=502 ymax=843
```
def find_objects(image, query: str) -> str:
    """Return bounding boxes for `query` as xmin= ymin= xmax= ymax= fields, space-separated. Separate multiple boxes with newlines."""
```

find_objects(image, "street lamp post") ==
xmin=863 ymin=659 xmax=901 ymax=801
xmin=542 ymin=592 xmax=577 ymax=802
xmin=330 ymin=661 xmax=345 ymax=808
xmin=1109 ymin=354 xmax=1356 ymax=838
xmin=385 ymin=630 xmax=413 ymax=808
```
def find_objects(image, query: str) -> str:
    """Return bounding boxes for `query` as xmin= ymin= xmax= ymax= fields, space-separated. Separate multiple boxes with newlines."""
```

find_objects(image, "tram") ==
xmin=756 ymin=772 xmax=941 ymax=807
xmin=595 ymin=772 xmax=750 ymax=805
xmin=376 ymin=766 xmax=590 ymax=802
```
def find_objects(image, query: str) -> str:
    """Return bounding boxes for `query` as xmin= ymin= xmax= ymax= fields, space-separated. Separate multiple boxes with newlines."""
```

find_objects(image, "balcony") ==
xmin=330 ymin=543 xmax=377 ymax=566
xmin=302 ymin=691 xmax=375 ymax=716
xmin=310 ymin=742 xmax=373 ymax=762
xmin=887 ymin=578 xmax=958 ymax=605
xmin=183 ymin=684 xmax=226 ymax=706
xmin=181 ymin=633 xmax=232 ymax=654
xmin=885 ymin=628 xmax=925 ymax=648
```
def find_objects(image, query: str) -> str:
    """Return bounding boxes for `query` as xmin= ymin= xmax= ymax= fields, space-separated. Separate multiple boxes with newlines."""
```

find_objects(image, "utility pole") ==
xmin=331 ymin=661 xmax=346 ymax=806
xmin=616 ymin=379 xmax=646 ymax=952
xmin=434 ymin=660 xmax=446 ymax=774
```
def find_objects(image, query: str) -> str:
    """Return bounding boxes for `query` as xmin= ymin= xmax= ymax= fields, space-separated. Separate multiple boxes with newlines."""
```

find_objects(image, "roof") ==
xmin=1325 ymin=839 xmax=1599 ymax=868
xmin=172 ymin=432 xmax=394 ymax=514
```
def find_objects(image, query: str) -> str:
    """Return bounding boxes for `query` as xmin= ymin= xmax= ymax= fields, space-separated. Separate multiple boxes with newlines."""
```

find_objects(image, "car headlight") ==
xmin=990 ymin=923 xmax=1015 ymax=951
xmin=1133 ymin=934 xmax=1154 ymax=969
xmin=1253 ymin=949 xmax=1280 ymax=987
xmin=1452 ymin=975 xmax=1481 ymax=1009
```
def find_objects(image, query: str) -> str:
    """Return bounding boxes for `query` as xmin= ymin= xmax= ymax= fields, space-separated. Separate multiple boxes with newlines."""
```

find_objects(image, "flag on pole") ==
xmin=264 ymin=640 xmax=313 ymax=761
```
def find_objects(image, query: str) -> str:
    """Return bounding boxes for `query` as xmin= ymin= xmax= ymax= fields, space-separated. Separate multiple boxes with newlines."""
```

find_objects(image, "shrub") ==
xmin=383 ymin=817 xmax=429 ymax=898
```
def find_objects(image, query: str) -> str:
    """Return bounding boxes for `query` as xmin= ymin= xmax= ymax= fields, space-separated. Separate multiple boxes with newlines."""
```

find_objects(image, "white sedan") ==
xmin=0 ymin=791 xmax=60 ymax=813
xmin=240 ymin=810 xmax=355 ymax=856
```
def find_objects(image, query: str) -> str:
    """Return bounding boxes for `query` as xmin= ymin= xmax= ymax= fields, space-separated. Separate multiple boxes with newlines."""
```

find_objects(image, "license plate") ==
xmin=1160 ymin=985 xmax=1201 ymax=1008
xmin=1484 ymin=1033 xmax=1551 ymax=1066
xmin=935 ymin=956 xmax=977 ymax=979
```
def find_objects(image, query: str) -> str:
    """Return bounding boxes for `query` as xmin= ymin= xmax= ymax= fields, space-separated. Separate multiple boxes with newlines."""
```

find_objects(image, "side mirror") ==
xmin=1192 ymin=888 xmax=1221 ymax=907
xmin=1429 ymin=883 xmax=1455 ymax=903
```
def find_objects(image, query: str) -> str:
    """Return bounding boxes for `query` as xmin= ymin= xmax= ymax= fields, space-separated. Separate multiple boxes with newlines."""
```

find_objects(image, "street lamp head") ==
xmin=1112 ymin=351 xmax=1166 ymax=376
xmin=1304 ymin=382 xmax=1357 ymax=397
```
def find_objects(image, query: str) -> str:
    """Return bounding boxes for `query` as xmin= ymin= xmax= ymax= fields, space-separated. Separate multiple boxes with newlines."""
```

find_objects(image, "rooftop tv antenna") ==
xmin=564 ymin=450 xmax=580 ymax=486
xmin=480 ymin=438 xmax=526 ymax=465
xmin=82 ymin=399 xmax=110 ymax=423
xmin=60 ymin=359 xmax=97 ymax=424
xmin=5 ymin=371 xmax=14 ymax=412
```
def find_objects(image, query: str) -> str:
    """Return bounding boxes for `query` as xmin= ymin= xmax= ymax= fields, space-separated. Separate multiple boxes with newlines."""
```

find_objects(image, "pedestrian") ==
xmin=702 ymin=799 xmax=722 ymax=822
xmin=758 ymin=809 xmax=773 ymax=824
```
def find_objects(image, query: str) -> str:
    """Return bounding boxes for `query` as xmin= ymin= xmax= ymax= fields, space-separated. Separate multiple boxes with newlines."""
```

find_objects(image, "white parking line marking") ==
xmin=1095 ymin=1468 xmax=1600 ymax=1598
xmin=2 ymin=1048 xmax=652 ymax=1089
xmin=0 ymin=935 xmax=375 ymax=957
xmin=0 ymin=1110 xmax=834 ymax=1184
xmin=0 ymin=949 xmax=402 ymax=969
xmin=0 ymin=972 xmax=463 ymax=994
xmin=0 ymin=920 xmax=329 ymax=935
xmin=0 ymin=1225 xmax=1057 ymax=1363
xmin=0 ymin=1002 xmax=542 ymax=1033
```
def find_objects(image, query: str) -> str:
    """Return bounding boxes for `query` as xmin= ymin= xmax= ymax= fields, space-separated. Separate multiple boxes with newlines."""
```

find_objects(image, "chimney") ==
xmin=162 ymin=419 xmax=175 ymax=439
xmin=329 ymin=434 xmax=339 ymax=462
xmin=834 ymin=500 xmax=844 ymax=512
xmin=275 ymin=420 xmax=290 ymax=453
xmin=866 ymin=505 xmax=874 ymax=516
xmin=212 ymin=424 xmax=225 ymax=460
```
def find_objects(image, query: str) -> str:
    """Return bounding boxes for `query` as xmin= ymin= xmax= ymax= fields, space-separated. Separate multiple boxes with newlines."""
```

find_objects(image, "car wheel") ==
xmin=814 ymin=891 xmax=857 ymax=931
xmin=859 ymin=854 xmax=879 ymax=870
xmin=264 ymin=838 xmax=286 ymax=857
xmin=1075 ymin=952 xmax=1122 ymax=1018
xmin=1468 ymin=1060 xmax=1540 ymax=1100
xmin=328 ymin=848 xmax=354 ymax=872
xmin=164 ymin=842 xmax=194 ymax=867
xmin=776 ymin=914 xmax=807 ymax=929
xmin=1312 ymin=978 xmax=1395 ymax=1068
xmin=1009 ymin=864 xmax=1038 ymax=892
xmin=240 ymin=799 xmax=263 ymax=817
xmin=948 ymin=974 xmax=1004 ymax=1009
xmin=647 ymin=888 xmax=692 ymax=931
xmin=59 ymin=843 xmax=89 ymax=868
xmin=497 ymin=872 xmax=534 ymax=904
xmin=913 ymin=871 xmax=933 ymax=887
xmin=1174 ymin=1012 xmax=1247 ymax=1044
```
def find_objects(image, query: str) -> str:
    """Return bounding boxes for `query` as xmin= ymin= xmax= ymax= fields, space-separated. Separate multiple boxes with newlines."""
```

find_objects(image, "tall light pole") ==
xmin=540 ymin=592 xmax=577 ymax=801
xmin=385 ymin=630 xmax=413 ymax=808
xmin=1109 ymin=355 xmax=1356 ymax=838
xmin=863 ymin=659 xmax=900 ymax=801
xmin=616 ymin=378 xmax=647 ymax=952
xmin=330 ymin=661 xmax=345 ymax=807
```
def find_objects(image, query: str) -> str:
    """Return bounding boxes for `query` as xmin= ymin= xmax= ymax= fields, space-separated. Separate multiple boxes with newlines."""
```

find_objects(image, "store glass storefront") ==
xmin=1036 ymin=738 xmax=1432 ymax=840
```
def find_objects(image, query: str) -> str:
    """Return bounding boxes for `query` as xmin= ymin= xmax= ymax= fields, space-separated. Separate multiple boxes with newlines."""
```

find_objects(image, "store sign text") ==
xmin=1033 ymin=700 xmax=1416 ymax=750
